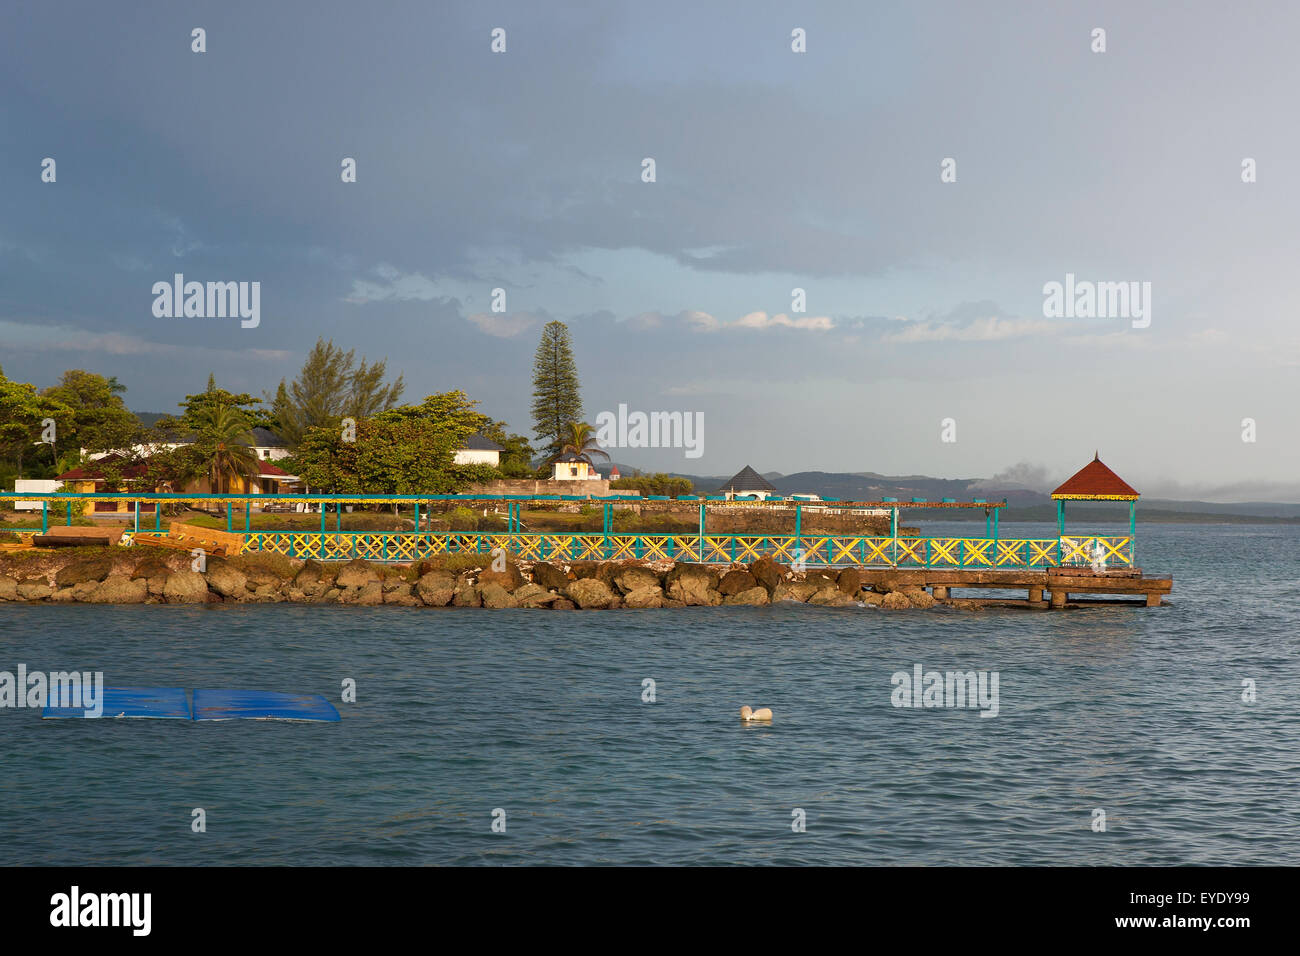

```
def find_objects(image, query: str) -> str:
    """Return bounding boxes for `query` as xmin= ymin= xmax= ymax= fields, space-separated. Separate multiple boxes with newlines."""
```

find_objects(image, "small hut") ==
xmin=1051 ymin=454 xmax=1140 ymax=565
xmin=719 ymin=465 xmax=777 ymax=500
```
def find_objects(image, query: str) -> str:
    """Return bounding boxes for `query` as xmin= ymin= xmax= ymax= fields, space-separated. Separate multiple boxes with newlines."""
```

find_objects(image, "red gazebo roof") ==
xmin=1051 ymin=454 xmax=1139 ymax=500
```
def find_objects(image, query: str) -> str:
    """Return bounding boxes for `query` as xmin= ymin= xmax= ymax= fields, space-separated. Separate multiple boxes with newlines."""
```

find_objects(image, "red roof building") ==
xmin=1051 ymin=454 xmax=1139 ymax=501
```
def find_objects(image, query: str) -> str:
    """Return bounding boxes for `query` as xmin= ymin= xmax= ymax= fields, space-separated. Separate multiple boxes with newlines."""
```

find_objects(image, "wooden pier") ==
xmin=858 ymin=567 xmax=1172 ymax=609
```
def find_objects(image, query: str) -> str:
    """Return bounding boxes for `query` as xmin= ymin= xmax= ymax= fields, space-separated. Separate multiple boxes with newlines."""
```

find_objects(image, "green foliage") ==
xmin=0 ymin=365 xmax=74 ymax=478
xmin=560 ymin=421 xmax=608 ymax=464
xmin=610 ymin=473 xmax=694 ymax=496
xmin=40 ymin=369 xmax=142 ymax=457
xmin=270 ymin=338 xmax=405 ymax=449
xmin=530 ymin=321 xmax=582 ymax=459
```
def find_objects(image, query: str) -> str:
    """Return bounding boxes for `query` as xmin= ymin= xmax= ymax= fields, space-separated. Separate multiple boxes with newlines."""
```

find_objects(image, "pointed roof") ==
xmin=720 ymin=465 xmax=776 ymax=494
xmin=1051 ymin=454 xmax=1139 ymax=500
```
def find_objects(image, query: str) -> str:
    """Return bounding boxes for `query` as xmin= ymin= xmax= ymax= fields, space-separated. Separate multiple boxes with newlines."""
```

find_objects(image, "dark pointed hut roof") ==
xmin=719 ymin=465 xmax=776 ymax=494
xmin=1051 ymin=454 xmax=1139 ymax=500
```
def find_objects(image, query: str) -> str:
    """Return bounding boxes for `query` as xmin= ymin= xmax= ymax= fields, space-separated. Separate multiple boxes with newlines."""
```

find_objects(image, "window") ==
xmin=570 ymin=466 xmax=578 ymax=477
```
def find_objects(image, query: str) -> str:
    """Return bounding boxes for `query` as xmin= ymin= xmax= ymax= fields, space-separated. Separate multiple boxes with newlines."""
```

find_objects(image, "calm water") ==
xmin=2 ymin=522 xmax=1298 ymax=865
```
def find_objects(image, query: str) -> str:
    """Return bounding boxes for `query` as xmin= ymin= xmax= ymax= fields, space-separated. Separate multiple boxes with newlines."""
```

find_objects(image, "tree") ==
xmin=188 ymin=403 xmax=259 ymax=511
xmin=530 ymin=321 xmax=582 ymax=459
xmin=0 ymin=366 xmax=73 ymax=479
xmin=611 ymin=472 xmax=694 ymax=496
xmin=271 ymin=338 xmax=405 ymax=449
xmin=560 ymin=421 xmax=608 ymax=465
xmin=41 ymin=369 xmax=142 ymax=458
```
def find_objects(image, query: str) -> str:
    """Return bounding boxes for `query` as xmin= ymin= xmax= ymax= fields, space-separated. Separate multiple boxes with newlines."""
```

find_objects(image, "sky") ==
xmin=2 ymin=0 xmax=1298 ymax=500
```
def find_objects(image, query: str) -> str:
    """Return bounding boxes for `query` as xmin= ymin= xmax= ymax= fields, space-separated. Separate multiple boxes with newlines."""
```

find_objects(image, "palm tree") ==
xmin=190 ymin=404 xmax=258 ymax=514
xmin=558 ymin=421 xmax=609 ymax=465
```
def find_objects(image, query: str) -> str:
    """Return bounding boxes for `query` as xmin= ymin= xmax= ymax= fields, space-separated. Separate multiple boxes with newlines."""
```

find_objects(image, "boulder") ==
xmin=335 ymin=559 xmax=379 ymax=589
xmin=723 ymin=586 xmax=770 ymax=607
xmin=665 ymin=564 xmax=721 ymax=606
xmin=569 ymin=561 xmax=600 ymax=580
xmin=348 ymin=581 xmax=384 ymax=606
xmin=882 ymin=591 xmax=911 ymax=609
xmin=718 ymin=568 xmax=758 ymax=596
xmin=772 ymin=581 xmax=818 ymax=603
xmin=131 ymin=556 xmax=171 ymax=580
xmin=551 ymin=598 xmax=577 ymax=610
xmin=293 ymin=559 xmax=331 ymax=592
xmin=71 ymin=580 xmax=100 ymax=601
xmin=904 ymin=587 xmax=937 ymax=609
xmin=513 ymin=583 xmax=559 ymax=608
xmin=748 ymin=556 xmax=786 ymax=593
xmin=88 ymin=574 xmax=148 ymax=604
xmin=480 ymin=582 xmax=519 ymax=608
xmin=622 ymin=585 xmax=665 ymax=609
xmin=613 ymin=566 xmax=661 ymax=594
xmin=163 ymin=571 xmax=209 ymax=604
xmin=565 ymin=577 xmax=616 ymax=609
xmin=205 ymin=562 xmax=248 ymax=599
xmin=809 ymin=586 xmax=855 ymax=607
xmin=54 ymin=556 xmax=113 ymax=588
xmin=383 ymin=584 xmax=422 ymax=606
xmin=415 ymin=570 xmax=456 ymax=607
xmin=452 ymin=578 xmax=482 ymax=607
xmin=17 ymin=581 xmax=52 ymax=601
xmin=50 ymin=587 xmax=76 ymax=602
xmin=530 ymin=561 xmax=570 ymax=590
xmin=859 ymin=591 xmax=885 ymax=606
xmin=478 ymin=563 xmax=525 ymax=592
xmin=0 ymin=575 xmax=19 ymax=601
xmin=837 ymin=568 xmax=865 ymax=595
xmin=803 ymin=570 xmax=838 ymax=591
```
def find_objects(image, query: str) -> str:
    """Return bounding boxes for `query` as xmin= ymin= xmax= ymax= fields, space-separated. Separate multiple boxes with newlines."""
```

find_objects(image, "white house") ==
xmin=454 ymin=433 xmax=504 ymax=467
xmin=552 ymin=453 xmax=595 ymax=480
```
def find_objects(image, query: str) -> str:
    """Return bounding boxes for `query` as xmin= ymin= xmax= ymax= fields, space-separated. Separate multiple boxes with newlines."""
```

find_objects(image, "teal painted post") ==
xmin=321 ymin=503 xmax=326 ymax=534
xmin=1129 ymin=500 xmax=1137 ymax=566
xmin=155 ymin=502 xmax=161 ymax=530
xmin=414 ymin=502 xmax=420 ymax=533
xmin=1056 ymin=499 xmax=1065 ymax=535
xmin=698 ymin=503 xmax=705 ymax=561
xmin=926 ymin=538 xmax=931 ymax=568
xmin=42 ymin=501 xmax=48 ymax=533
xmin=66 ymin=502 xmax=72 ymax=526
xmin=382 ymin=534 xmax=387 ymax=562
xmin=890 ymin=508 xmax=898 ymax=566
xmin=336 ymin=504 xmax=342 ymax=532
xmin=993 ymin=507 xmax=999 ymax=541
xmin=226 ymin=508 xmax=232 ymax=532
xmin=245 ymin=501 xmax=251 ymax=532
xmin=134 ymin=501 xmax=140 ymax=533
xmin=794 ymin=504 xmax=802 ymax=558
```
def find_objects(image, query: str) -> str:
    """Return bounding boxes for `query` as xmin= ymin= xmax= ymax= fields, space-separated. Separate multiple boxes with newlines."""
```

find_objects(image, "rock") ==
xmin=718 ymin=568 xmax=758 ymax=596
xmin=772 ymin=581 xmax=818 ymax=603
xmin=163 ymin=571 xmax=209 ymax=604
xmin=88 ymin=574 xmax=148 ymax=604
xmin=565 ymin=577 xmax=616 ymax=609
xmin=335 ymin=559 xmax=379 ymax=589
xmin=478 ymin=563 xmax=525 ymax=592
xmin=244 ymin=565 xmax=290 ymax=589
xmin=882 ymin=591 xmax=911 ymax=610
xmin=322 ymin=587 xmax=342 ymax=602
xmin=596 ymin=562 xmax=628 ymax=590
xmin=131 ymin=556 xmax=171 ymax=580
xmin=613 ymin=566 xmax=661 ymax=594
xmin=903 ymin=587 xmax=937 ymax=609
xmin=622 ymin=585 xmax=665 ymax=609
xmin=480 ymin=582 xmax=519 ymax=608
xmin=349 ymin=581 xmax=384 ymax=606
xmin=859 ymin=591 xmax=885 ymax=606
xmin=660 ymin=597 xmax=687 ymax=608
xmin=383 ymin=584 xmax=422 ymax=606
xmin=837 ymin=568 xmax=865 ymax=595
xmin=551 ymin=598 xmax=577 ymax=610
xmin=50 ymin=587 xmax=76 ymax=602
xmin=292 ymin=559 xmax=332 ymax=596
xmin=530 ymin=562 xmax=570 ymax=590
xmin=415 ymin=570 xmax=456 ymax=607
xmin=665 ymin=564 xmax=721 ymax=606
xmin=513 ymin=583 xmax=559 ymax=608
xmin=452 ymin=578 xmax=482 ymax=607
xmin=71 ymin=580 xmax=100 ymax=601
xmin=723 ymin=586 xmax=770 ymax=606
xmin=145 ymin=576 xmax=168 ymax=598
xmin=0 ymin=575 xmax=19 ymax=601
xmin=17 ymin=581 xmax=52 ymax=600
xmin=569 ymin=561 xmax=600 ymax=580
xmin=205 ymin=562 xmax=248 ymax=599
xmin=803 ymin=570 xmax=838 ymax=590
xmin=809 ymin=586 xmax=855 ymax=606
xmin=54 ymin=556 xmax=113 ymax=588
xmin=748 ymin=556 xmax=785 ymax=593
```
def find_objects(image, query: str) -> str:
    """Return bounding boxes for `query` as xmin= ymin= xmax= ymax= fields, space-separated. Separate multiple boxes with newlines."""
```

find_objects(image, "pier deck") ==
xmin=857 ymin=567 xmax=1172 ymax=608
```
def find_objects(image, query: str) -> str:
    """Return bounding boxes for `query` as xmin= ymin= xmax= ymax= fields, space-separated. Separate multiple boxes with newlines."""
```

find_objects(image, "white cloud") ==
xmin=884 ymin=316 xmax=1059 ymax=343
xmin=0 ymin=319 xmax=291 ymax=359
xmin=466 ymin=311 xmax=538 ymax=338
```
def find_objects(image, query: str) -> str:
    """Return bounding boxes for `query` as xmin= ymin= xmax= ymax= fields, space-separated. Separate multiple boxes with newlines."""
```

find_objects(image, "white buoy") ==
xmin=739 ymin=705 xmax=772 ymax=722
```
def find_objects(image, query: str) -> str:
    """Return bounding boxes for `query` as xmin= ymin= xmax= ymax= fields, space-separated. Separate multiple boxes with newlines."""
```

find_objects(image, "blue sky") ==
xmin=3 ymin=1 xmax=1298 ymax=499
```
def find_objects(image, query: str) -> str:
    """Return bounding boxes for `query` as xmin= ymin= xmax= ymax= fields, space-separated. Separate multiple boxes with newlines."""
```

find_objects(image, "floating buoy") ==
xmin=739 ymin=705 xmax=772 ymax=722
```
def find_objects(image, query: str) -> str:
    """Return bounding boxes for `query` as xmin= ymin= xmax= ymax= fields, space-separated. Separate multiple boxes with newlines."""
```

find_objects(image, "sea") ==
xmin=1 ymin=521 xmax=1297 ymax=865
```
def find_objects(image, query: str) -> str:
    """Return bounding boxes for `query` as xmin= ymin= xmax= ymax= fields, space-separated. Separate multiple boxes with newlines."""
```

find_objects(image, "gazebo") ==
xmin=719 ymin=465 xmax=776 ymax=499
xmin=1051 ymin=453 xmax=1139 ymax=566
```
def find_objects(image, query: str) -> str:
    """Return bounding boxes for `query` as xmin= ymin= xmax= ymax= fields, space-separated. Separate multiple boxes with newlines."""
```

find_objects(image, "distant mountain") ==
xmin=134 ymin=411 xmax=169 ymax=427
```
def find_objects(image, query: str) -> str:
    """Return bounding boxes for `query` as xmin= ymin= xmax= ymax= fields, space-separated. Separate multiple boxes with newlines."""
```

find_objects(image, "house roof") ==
xmin=56 ymin=454 xmax=151 ymax=481
xmin=257 ymin=460 xmax=291 ymax=477
xmin=250 ymin=426 xmax=286 ymax=447
xmin=720 ymin=465 xmax=776 ymax=493
xmin=554 ymin=453 xmax=589 ymax=463
xmin=1051 ymin=454 xmax=1139 ymax=500
xmin=460 ymin=433 xmax=504 ymax=452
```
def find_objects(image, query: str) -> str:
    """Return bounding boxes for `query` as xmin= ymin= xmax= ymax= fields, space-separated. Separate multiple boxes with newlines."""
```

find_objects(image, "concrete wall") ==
xmin=468 ymin=478 xmax=611 ymax=496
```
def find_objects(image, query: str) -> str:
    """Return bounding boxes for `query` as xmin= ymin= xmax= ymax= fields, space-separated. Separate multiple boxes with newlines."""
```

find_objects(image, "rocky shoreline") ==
xmin=0 ymin=550 xmax=943 ymax=609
